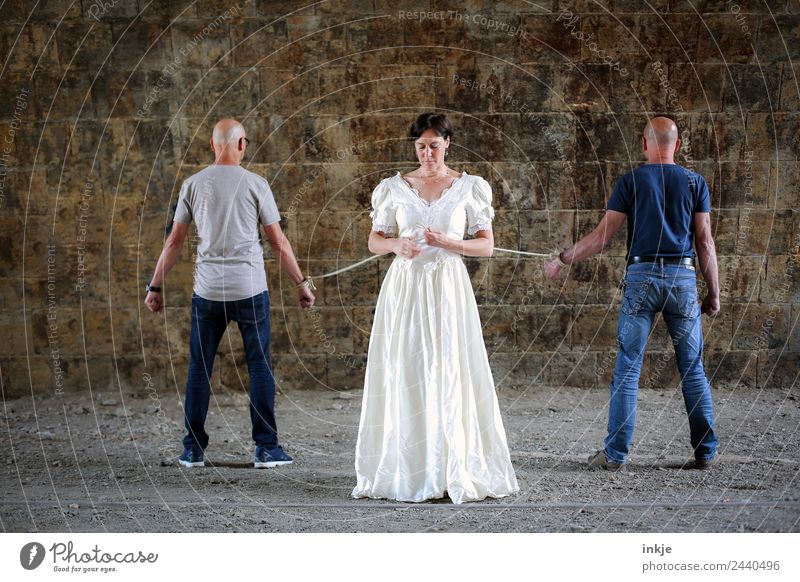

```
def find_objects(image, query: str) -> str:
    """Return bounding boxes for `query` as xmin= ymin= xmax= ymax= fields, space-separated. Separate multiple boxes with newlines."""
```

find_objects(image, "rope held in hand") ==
xmin=311 ymin=247 xmax=552 ymax=280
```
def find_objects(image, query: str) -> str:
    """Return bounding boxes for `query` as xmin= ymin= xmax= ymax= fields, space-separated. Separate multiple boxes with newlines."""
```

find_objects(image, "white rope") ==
xmin=493 ymin=247 xmax=551 ymax=258
xmin=313 ymin=248 xmax=552 ymax=279
xmin=316 ymin=254 xmax=381 ymax=278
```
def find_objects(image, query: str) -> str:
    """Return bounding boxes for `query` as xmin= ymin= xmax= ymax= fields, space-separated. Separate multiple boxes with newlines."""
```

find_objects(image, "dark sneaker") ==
xmin=694 ymin=456 xmax=717 ymax=470
xmin=254 ymin=445 xmax=293 ymax=469
xmin=587 ymin=449 xmax=624 ymax=471
xmin=178 ymin=448 xmax=204 ymax=468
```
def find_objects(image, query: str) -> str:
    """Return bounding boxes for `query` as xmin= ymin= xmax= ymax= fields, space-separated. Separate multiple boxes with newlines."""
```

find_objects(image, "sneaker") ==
xmin=694 ymin=456 xmax=717 ymax=470
xmin=587 ymin=449 xmax=624 ymax=471
xmin=178 ymin=448 xmax=204 ymax=468
xmin=254 ymin=445 xmax=293 ymax=469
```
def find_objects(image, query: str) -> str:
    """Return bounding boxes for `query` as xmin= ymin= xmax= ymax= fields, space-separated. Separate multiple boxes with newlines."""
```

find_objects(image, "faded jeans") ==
xmin=605 ymin=262 xmax=718 ymax=464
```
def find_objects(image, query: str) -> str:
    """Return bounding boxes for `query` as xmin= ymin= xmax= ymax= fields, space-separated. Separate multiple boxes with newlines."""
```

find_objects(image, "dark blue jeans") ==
xmin=183 ymin=290 xmax=278 ymax=451
xmin=605 ymin=262 xmax=718 ymax=464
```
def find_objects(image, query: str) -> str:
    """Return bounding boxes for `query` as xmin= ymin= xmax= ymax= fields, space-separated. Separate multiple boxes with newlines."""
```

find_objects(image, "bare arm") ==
xmin=561 ymin=210 xmax=627 ymax=264
xmin=368 ymin=230 xmax=424 ymax=259
xmin=368 ymin=230 xmax=400 ymax=255
xmin=263 ymin=222 xmax=315 ymax=309
xmin=545 ymin=210 xmax=626 ymax=278
xmin=263 ymin=222 xmax=304 ymax=284
xmin=144 ymin=221 xmax=189 ymax=312
xmin=694 ymin=212 xmax=720 ymax=316
xmin=150 ymin=221 xmax=189 ymax=287
xmin=425 ymin=228 xmax=494 ymax=257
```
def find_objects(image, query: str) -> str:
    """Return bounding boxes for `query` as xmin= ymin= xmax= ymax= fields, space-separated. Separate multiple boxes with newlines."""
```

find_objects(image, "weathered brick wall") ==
xmin=1 ymin=0 xmax=797 ymax=399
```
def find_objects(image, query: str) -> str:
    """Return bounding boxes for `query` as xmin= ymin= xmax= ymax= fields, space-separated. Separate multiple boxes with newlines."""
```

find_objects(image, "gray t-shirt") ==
xmin=173 ymin=165 xmax=281 ymax=301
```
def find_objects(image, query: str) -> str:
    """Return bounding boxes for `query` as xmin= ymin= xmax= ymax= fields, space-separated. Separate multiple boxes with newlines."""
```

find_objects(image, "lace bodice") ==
xmin=369 ymin=172 xmax=495 ymax=269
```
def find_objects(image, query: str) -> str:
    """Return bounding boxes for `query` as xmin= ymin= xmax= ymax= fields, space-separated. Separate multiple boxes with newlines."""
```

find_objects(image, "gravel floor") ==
xmin=1 ymin=384 xmax=798 ymax=533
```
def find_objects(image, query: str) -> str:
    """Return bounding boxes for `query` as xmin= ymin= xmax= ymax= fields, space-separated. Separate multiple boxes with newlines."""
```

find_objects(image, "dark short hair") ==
xmin=408 ymin=112 xmax=453 ymax=141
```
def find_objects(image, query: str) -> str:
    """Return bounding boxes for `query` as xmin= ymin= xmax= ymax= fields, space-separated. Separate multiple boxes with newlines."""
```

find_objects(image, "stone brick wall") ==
xmin=1 ymin=0 xmax=797 ymax=398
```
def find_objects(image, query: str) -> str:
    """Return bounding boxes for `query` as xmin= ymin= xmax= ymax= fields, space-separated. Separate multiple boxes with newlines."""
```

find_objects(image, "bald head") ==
xmin=641 ymin=116 xmax=681 ymax=164
xmin=210 ymin=118 xmax=248 ymax=165
xmin=643 ymin=117 xmax=678 ymax=148
xmin=212 ymin=118 xmax=246 ymax=147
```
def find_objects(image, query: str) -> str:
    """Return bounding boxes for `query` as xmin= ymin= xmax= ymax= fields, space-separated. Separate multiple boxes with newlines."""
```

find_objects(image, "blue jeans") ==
xmin=183 ymin=290 xmax=279 ymax=451
xmin=605 ymin=262 xmax=718 ymax=464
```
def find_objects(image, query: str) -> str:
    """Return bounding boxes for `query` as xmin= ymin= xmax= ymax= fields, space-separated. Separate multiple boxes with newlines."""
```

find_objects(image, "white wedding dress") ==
xmin=352 ymin=172 xmax=519 ymax=504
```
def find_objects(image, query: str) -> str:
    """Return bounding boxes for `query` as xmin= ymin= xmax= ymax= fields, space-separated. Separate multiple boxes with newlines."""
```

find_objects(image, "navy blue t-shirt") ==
xmin=607 ymin=164 xmax=711 ymax=258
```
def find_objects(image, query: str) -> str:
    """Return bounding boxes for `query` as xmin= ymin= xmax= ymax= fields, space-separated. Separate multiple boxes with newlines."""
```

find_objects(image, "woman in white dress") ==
xmin=352 ymin=113 xmax=519 ymax=504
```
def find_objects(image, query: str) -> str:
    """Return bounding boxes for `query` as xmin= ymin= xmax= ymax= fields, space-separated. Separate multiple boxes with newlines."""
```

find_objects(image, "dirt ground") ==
xmin=1 ymin=383 xmax=799 ymax=533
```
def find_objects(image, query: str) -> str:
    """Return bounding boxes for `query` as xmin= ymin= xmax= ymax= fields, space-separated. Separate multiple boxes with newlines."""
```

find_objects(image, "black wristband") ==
xmin=146 ymin=284 xmax=162 ymax=293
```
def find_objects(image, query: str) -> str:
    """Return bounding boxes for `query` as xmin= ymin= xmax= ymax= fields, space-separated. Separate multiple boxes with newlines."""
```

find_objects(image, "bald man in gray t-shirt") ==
xmin=173 ymin=164 xmax=281 ymax=301
xmin=145 ymin=118 xmax=315 ymax=469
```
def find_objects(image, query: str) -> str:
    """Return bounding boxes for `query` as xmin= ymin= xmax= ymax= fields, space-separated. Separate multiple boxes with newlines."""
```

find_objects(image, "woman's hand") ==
xmin=394 ymin=237 xmax=422 ymax=259
xmin=423 ymin=228 xmax=451 ymax=250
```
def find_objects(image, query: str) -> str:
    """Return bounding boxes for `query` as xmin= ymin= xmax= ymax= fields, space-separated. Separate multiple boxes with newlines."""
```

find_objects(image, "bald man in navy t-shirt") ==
xmin=545 ymin=117 xmax=720 ymax=471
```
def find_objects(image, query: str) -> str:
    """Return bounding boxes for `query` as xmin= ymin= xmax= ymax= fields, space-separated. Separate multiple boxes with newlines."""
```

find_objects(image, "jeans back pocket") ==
xmin=621 ymin=279 xmax=651 ymax=315
xmin=676 ymin=285 xmax=700 ymax=318
xmin=238 ymin=291 xmax=269 ymax=324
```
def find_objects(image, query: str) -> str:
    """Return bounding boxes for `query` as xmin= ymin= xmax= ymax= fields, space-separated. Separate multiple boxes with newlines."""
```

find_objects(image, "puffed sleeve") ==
xmin=466 ymin=176 xmax=495 ymax=236
xmin=369 ymin=179 xmax=396 ymax=235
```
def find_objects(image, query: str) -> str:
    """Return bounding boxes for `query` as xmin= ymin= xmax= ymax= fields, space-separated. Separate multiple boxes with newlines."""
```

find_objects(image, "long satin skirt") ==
xmin=352 ymin=254 xmax=519 ymax=504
